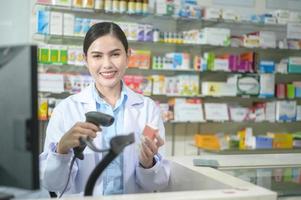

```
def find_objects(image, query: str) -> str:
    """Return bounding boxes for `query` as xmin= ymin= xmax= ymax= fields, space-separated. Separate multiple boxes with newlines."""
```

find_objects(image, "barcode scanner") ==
xmin=73 ymin=111 xmax=114 ymax=160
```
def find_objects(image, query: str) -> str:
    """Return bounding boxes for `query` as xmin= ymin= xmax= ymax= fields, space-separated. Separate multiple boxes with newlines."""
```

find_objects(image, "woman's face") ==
xmin=86 ymin=34 xmax=128 ymax=90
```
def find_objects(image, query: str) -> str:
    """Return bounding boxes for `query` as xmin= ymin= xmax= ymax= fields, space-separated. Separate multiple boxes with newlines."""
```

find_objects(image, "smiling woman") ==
xmin=39 ymin=22 xmax=170 ymax=197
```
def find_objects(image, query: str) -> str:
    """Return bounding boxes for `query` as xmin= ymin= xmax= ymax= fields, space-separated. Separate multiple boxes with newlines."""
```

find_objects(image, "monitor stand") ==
xmin=0 ymin=192 xmax=14 ymax=200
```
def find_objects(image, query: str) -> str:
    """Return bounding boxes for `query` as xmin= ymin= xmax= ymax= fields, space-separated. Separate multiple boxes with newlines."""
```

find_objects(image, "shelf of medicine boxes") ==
xmin=34 ymin=33 xmax=301 ymax=54
xmin=39 ymin=88 xmax=301 ymax=102
xmin=40 ymin=62 xmax=301 ymax=77
xmin=36 ymin=3 xmax=289 ymax=32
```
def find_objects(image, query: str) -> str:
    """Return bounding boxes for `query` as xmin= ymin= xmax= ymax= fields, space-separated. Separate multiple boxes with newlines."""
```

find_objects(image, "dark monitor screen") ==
xmin=0 ymin=45 xmax=39 ymax=190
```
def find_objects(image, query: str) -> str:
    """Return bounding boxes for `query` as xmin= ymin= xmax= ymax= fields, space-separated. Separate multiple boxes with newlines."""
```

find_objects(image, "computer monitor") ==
xmin=0 ymin=45 xmax=39 ymax=190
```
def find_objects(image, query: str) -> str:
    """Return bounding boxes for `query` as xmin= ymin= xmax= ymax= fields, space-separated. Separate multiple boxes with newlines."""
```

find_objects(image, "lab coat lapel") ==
xmin=123 ymin=87 xmax=144 ymax=193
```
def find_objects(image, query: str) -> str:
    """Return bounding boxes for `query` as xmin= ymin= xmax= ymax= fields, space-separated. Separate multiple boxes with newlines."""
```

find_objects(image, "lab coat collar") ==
xmin=72 ymin=83 xmax=144 ymax=107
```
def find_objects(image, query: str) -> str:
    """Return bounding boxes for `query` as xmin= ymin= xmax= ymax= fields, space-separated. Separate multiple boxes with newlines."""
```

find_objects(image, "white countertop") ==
xmin=3 ymin=155 xmax=281 ymax=200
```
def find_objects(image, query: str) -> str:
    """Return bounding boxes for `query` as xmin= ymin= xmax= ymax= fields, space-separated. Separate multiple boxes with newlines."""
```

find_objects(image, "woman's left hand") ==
xmin=139 ymin=134 xmax=164 ymax=168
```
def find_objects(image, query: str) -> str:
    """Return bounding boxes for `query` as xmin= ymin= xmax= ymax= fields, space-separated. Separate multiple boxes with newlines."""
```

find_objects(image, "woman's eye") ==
xmin=93 ymin=55 xmax=102 ymax=58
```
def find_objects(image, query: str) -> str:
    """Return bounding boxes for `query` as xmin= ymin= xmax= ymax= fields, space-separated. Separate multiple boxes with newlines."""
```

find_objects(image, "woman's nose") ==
xmin=102 ymin=56 xmax=112 ymax=68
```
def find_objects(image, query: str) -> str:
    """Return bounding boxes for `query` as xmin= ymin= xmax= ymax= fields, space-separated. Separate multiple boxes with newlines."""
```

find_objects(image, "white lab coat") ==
xmin=39 ymin=84 xmax=170 ymax=196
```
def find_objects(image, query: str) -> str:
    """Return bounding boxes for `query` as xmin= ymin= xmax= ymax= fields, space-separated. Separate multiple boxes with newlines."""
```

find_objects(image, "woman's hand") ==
xmin=139 ymin=134 xmax=164 ymax=168
xmin=57 ymin=122 xmax=101 ymax=154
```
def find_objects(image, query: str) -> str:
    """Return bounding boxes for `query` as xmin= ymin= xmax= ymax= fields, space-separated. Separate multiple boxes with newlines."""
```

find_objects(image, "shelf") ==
xmin=38 ymin=85 xmax=301 ymax=101
xmin=36 ymin=3 xmax=288 ymax=31
xmin=166 ymin=120 xmax=301 ymax=124
xmin=35 ymin=33 xmax=301 ymax=54
xmin=151 ymin=94 xmax=301 ymax=101
xmin=39 ymin=63 xmax=301 ymax=77
xmin=198 ymin=148 xmax=301 ymax=155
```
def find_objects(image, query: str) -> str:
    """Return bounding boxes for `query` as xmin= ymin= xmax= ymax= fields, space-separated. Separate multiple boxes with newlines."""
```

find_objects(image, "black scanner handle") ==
xmin=73 ymin=111 xmax=114 ymax=160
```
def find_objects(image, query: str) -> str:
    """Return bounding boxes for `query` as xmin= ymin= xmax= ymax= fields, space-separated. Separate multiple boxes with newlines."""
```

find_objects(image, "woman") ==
xmin=40 ymin=22 xmax=170 ymax=196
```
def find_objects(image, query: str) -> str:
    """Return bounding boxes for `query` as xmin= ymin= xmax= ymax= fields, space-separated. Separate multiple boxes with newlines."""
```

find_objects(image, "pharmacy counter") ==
xmin=48 ymin=158 xmax=275 ymax=200
xmin=2 ymin=156 xmax=278 ymax=200
xmin=169 ymin=153 xmax=301 ymax=199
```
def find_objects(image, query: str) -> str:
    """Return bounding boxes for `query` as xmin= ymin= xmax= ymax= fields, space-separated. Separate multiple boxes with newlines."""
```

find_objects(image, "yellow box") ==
xmin=194 ymin=134 xmax=220 ymax=151
xmin=267 ymin=132 xmax=293 ymax=149
xmin=38 ymin=98 xmax=48 ymax=121
xmin=237 ymin=129 xmax=246 ymax=149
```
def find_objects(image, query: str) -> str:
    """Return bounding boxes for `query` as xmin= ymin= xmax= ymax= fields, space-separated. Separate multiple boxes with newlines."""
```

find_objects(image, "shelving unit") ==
xmin=34 ymin=1 xmax=301 ymax=156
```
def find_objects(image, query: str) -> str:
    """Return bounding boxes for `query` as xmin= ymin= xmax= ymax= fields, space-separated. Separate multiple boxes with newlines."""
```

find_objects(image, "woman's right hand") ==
xmin=56 ymin=122 xmax=101 ymax=154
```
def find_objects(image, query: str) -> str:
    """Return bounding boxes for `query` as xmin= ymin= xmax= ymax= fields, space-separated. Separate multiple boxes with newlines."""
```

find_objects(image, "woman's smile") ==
xmin=99 ymin=71 xmax=117 ymax=79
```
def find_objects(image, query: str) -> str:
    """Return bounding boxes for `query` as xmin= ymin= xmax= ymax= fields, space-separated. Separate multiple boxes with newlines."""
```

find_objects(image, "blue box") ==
xmin=295 ymin=87 xmax=301 ymax=98
xmin=255 ymin=136 xmax=273 ymax=149
xmin=36 ymin=10 xmax=49 ymax=35
xmin=259 ymin=61 xmax=275 ymax=73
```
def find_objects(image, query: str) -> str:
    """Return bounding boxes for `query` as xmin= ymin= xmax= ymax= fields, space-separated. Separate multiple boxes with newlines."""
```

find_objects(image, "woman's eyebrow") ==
xmin=90 ymin=49 xmax=122 ymax=54
xmin=91 ymin=51 xmax=102 ymax=54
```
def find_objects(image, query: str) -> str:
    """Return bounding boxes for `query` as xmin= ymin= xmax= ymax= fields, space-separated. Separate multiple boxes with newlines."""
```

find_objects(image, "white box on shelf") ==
xmin=202 ymin=82 xmax=236 ymax=96
xmin=272 ymin=10 xmax=290 ymax=24
xmin=287 ymin=23 xmax=301 ymax=40
xmin=221 ymin=9 xmax=239 ymax=21
xmin=229 ymin=106 xmax=249 ymax=122
xmin=39 ymin=73 xmax=64 ymax=93
xmin=50 ymin=12 xmax=63 ymax=35
xmin=174 ymin=98 xmax=204 ymax=122
xmin=165 ymin=77 xmax=177 ymax=95
xmin=266 ymin=102 xmax=276 ymax=122
xmin=63 ymin=13 xmax=75 ymax=36
xmin=199 ymin=28 xmax=230 ymax=46
xmin=259 ymin=31 xmax=276 ymax=48
xmin=204 ymin=103 xmax=229 ymax=121
xmin=52 ymin=0 xmax=72 ymax=6
xmin=264 ymin=17 xmax=277 ymax=24
xmin=259 ymin=74 xmax=275 ymax=97
xmin=289 ymin=12 xmax=301 ymax=23
xmin=203 ymin=7 xmax=221 ymax=20
xmin=214 ymin=58 xmax=229 ymax=71
xmin=297 ymin=105 xmax=301 ymax=121
xmin=276 ymin=101 xmax=297 ymax=122
xmin=128 ymin=23 xmax=138 ymax=41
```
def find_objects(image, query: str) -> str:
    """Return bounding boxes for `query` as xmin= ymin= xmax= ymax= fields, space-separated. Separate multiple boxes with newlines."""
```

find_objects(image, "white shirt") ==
xmin=39 ymin=84 xmax=170 ymax=196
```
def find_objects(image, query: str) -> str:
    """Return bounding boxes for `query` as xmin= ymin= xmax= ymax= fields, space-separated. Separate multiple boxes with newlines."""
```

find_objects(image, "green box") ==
xmin=60 ymin=48 xmax=68 ymax=65
xmin=50 ymin=48 xmax=59 ymax=64
xmin=40 ymin=47 xmax=50 ymax=64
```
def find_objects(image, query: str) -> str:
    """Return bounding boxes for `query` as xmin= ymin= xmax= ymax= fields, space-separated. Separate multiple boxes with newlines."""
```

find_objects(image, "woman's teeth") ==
xmin=100 ymin=71 xmax=116 ymax=79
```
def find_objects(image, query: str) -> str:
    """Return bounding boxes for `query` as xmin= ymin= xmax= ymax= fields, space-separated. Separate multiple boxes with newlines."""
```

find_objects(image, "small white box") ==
xmin=297 ymin=105 xmax=301 ymax=121
xmin=222 ymin=9 xmax=239 ymax=21
xmin=39 ymin=73 xmax=64 ymax=93
xmin=203 ymin=7 xmax=221 ymax=19
xmin=259 ymin=74 xmax=275 ymax=97
xmin=204 ymin=103 xmax=229 ymax=121
xmin=174 ymin=98 xmax=204 ymax=122
xmin=276 ymin=101 xmax=297 ymax=122
xmin=52 ymin=0 xmax=72 ymax=6
xmin=259 ymin=31 xmax=276 ymax=48
xmin=266 ymin=102 xmax=276 ymax=122
xmin=214 ymin=58 xmax=229 ymax=71
xmin=199 ymin=28 xmax=230 ymax=46
xmin=128 ymin=23 xmax=138 ymax=41
xmin=50 ymin=12 xmax=63 ymax=35
xmin=63 ymin=13 xmax=74 ymax=36
xmin=287 ymin=23 xmax=301 ymax=40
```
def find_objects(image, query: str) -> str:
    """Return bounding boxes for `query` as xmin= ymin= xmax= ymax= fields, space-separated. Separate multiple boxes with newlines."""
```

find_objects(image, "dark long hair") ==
xmin=83 ymin=22 xmax=128 ymax=56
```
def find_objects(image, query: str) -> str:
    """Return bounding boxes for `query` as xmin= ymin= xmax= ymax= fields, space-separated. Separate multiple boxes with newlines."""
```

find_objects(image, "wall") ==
xmin=0 ymin=0 xmax=35 ymax=46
